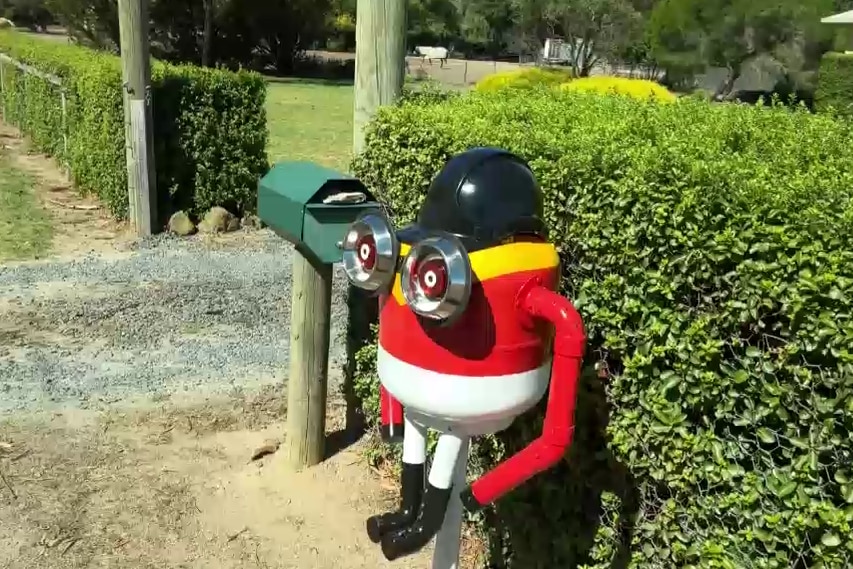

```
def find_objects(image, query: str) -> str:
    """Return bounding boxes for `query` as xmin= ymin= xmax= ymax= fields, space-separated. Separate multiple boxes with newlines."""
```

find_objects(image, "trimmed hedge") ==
xmin=0 ymin=31 xmax=267 ymax=220
xmin=816 ymin=52 xmax=853 ymax=117
xmin=351 ymin=90 xmax=853 ymax=568
xmin=475 ymin=66 xmax=574 ymax=93
xmin=560 ymin=76 xmax=676 ymax=103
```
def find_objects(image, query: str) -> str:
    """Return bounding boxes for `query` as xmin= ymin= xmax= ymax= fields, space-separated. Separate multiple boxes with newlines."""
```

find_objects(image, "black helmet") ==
xmin=398 ymin=147 xmax=547 ymax=252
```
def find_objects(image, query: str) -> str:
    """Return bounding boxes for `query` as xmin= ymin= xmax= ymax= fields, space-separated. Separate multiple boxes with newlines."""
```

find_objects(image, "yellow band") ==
xmin=391 ymin=241 xmax=559 ymax=305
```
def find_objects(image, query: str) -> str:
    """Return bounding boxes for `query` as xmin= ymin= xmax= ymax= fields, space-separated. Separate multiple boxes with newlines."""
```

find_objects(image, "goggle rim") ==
xmin=341 ymin=211 xmax=399 ymax=294
xmin=400 ymin=233 xmax=472 ymax=324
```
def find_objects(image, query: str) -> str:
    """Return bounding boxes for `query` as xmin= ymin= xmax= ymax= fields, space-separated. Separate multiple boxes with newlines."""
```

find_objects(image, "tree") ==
xmin=3 ymin=0 xmax=55 ymax=31
xmin=148 ymin=0 xmax=205 ymax=63
xmin=534 ymin=0 xmax=645 ymax=75
xmin=48 ymin=0 xmax=329 ymax=73
xmin=325 ymin=0 xmax=356 ymax=51
xmin=215 ymin=0 xmax=330 ymax=73
xmin=46 ymin=0 xmax=120 ymax=49
xmin=201 ymin=0 xmax=213 ymax=66
xmin=322 ymin=0 xmax=462 ymax=54
xmin=458 ymin=0 xmax=516 ymax=56
xmin=647 ymin=0 xmax=838 ymax=97
xmin=510 ymin=0 xmax=552 ymax=56
xmin=408 ymin=0 xmax=460 ymax=47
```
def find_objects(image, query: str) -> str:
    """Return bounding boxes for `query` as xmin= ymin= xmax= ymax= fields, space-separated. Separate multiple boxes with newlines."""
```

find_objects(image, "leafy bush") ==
xmin=474 ymin=66 xmax=574 ymax=93
xmin=815 ymin=52 xmax=853 ymax=117
xmin=350 ymin=89 xmax=853 ymax=568
xmin=0 ymin=30 xmax=267 ymax=220
xmin=560 ymin=76 xmax=676 ymax=102
xmin=401 ymin=77 xmax=459 ymax=105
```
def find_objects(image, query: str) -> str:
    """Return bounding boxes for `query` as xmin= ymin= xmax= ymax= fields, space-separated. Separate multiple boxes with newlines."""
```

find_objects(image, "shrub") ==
xmin=560 ymin=76 xmax=677 ymax=102
xmin=350 ymin=89 xmax=853 ymax=568
xmin=474 ymin=66 xmax=574 ymax=93
xmin=0 ymin=30 xmax=268 ymax=220
xmin=815 ymin=52 xmax=853 ymax=117
xmin=401 ymin=78 xmax=459 ymax=105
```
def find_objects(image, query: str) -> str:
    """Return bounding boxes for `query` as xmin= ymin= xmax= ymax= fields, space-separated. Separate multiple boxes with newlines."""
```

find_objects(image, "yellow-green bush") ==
xmin=350 ymin=88 xmax=853 ymax=568
xmin=560 ymin=76 xmax=676 ymax=102
xmin=0 ymin=31 xmax=268 ymax=220
xmin=475 ymin=66 xmax=574 ymax=93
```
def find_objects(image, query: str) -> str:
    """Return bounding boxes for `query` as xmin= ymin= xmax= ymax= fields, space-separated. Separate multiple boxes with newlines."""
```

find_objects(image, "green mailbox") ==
xmin=257 ymin=161 xmax=381 ymax=264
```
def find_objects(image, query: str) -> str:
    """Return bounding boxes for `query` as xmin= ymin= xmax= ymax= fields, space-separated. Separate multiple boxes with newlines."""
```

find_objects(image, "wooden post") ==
xmin=118 ymin=0 xmax=157 ymax=237
xmin=201 ymin=0 xmax=213 ymax=67
xmin=0 ymin=60 xmax=5 ymax=119
xmin=60 ymin=90 xmax=69 ymax=175
xmin=284 ymin=247 xmax=333 ymax=468
xmin=352 ymin=0 xmax=407 ymax=155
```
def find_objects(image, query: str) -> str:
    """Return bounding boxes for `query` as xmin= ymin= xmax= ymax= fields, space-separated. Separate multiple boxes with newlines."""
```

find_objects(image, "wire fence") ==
xmin=0 ymin=52 xmax=70 ymax=175
xmin=307 ymin=50 xmax=665 ymax=89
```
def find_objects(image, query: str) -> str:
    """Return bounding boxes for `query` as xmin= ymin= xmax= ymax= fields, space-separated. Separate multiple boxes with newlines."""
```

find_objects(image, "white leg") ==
xmin=431 ymin=435 xmax=470 ymax=569
xmin=402 ymin=413 xmax=427 ymax=465
xmin=427 ymin=432 xmax=464 ymax=489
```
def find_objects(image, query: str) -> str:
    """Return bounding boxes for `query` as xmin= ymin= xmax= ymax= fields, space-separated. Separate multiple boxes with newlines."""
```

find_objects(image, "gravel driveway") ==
xmin=0 ymin=230 xmax=351 ymax=412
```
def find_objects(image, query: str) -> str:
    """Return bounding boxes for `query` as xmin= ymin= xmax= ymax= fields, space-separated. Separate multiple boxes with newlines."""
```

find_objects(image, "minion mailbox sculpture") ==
xmin=341 ymin=148 xmax=586 ymax=567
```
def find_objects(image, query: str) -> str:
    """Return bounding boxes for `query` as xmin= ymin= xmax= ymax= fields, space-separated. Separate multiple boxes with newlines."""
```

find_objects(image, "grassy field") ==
xmin=266 ymin=79 xmax=354 ymax=172
xmin=0 ymin=156 xmax=52 ymax=261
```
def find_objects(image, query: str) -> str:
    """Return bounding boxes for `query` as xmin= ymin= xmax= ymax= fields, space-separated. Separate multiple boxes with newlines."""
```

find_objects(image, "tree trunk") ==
xmin=201 ymin=0 xmax=213 ymax=67
xmin=715 ymin=62 xmax=742 ymax=100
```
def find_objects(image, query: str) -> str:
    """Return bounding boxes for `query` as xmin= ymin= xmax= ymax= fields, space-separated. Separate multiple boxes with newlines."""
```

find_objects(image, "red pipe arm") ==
xmin=380 ymin=384 xmax=405 ymax=443
xmin=461 ymin=281 xmax=586 ymax=510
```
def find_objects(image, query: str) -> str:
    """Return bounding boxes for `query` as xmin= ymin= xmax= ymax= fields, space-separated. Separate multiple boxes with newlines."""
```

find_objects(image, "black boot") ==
xmin=366 ymin=462 xmax=424 ymax=543
xmin=380 ymin=482 xmax=451 ymax=561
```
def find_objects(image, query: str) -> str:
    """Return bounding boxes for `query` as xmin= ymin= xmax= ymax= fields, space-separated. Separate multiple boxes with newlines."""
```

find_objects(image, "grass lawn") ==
xmin=0 ymin=156 xmax=53 ymax=262
xmin=266 ymin=79 xmax=354 ymax=173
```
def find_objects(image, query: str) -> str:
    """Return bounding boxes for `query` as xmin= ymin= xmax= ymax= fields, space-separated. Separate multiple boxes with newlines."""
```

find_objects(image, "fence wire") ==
xmin=0 ymin=53 xmax=70 ymax=174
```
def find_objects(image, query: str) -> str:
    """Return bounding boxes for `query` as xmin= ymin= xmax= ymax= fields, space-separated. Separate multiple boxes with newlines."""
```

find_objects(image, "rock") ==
xmin=167 ymin=211 xmax=196 ymax=236
xmin=198 ymin=206 xmax=237 ymax=234
xmin=226 ymin=216 xmax=241 ymax=233
xmin=240 ymin=214 xmax=262 ymax=230
xmin=250 ymin=441 xmax=281 ymax=462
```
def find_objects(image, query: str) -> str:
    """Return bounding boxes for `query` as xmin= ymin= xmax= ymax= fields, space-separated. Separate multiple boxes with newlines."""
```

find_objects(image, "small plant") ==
xmin=559 ymin=76 xmax=677 ymax=102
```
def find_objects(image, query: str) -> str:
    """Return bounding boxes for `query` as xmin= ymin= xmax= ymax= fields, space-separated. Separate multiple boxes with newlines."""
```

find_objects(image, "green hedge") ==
xmin=816 ymin=52 xmax=853 ymax=117
xmin=350 ymin=89 xmax=853 ymax=568
xmin=0 ymin=31 xmax=267 ymax=220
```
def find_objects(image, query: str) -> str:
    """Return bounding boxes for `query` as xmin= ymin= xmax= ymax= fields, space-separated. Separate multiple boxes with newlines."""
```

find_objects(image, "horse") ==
xmin=414 ymin=46 xmax=448 ymax=69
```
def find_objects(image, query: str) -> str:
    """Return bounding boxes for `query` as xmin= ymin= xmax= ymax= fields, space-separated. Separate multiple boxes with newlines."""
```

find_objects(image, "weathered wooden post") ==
xmin=0 ymin=60 xmax=5 ymax=118
xmin=118 ymin=0 xmax=157 ymax=237
xmin=257 ymin=164 xmax=383 ymax=470
xmin=257 ymin=0 xmax=406 ymax=471
xmin=353 ymin=0 xmax=407 ymax=155
xmin=284 ymin=245 xmax=333 ymax=467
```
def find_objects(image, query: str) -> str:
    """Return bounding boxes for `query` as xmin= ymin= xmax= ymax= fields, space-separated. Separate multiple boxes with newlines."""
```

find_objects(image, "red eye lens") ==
xmin=355 ymin=234 xmax=376 ymax=271
xmin=415 ymin=258 xmax=448 ymax=299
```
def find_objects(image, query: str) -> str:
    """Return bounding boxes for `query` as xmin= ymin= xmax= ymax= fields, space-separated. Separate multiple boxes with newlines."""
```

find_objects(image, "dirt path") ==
xmin=0 ymin=391 xmax=434 ymax=569
xmin=0 ymin=124 xmax=446 ymax=568
xmin=0 ymin=123 xmax=136 ymax=260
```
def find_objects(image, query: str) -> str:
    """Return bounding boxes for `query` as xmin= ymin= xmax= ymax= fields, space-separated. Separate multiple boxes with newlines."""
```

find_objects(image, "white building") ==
xmin=821 ymin=10 xmax=853 ymax=54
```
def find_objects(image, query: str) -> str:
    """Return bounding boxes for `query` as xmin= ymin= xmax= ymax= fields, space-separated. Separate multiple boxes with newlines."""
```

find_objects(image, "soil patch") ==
xmin=0 ymin=390 xmax=435 ymax=568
